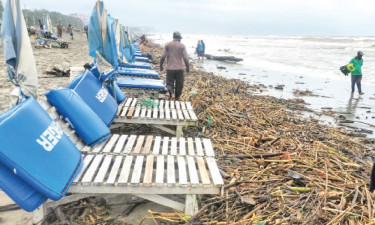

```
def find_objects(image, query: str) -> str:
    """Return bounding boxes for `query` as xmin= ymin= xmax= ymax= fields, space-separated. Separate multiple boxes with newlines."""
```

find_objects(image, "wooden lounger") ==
xmin=33 ymin=102 xmax=223 ymax=222
xmin=114 ymin=98 xmax=198 ymax=137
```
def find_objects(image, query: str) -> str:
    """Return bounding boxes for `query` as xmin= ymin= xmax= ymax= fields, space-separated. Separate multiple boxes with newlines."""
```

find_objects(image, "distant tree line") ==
xmin=22 ymin=9 xmax=84 ymax=29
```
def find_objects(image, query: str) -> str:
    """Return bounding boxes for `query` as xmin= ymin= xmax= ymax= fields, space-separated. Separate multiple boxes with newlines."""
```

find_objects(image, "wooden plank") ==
xmin=170 ymin=101 xmax=175 ymax=109
xmin=167 ymin=155 xmax=176 ymax=186
xmin=155 ymin=156 xmax=164 ymax=186
xmin=171 ymin=137 xmax=177 ymax=155
xmin=123 ymin=135 xmax=137 ymax=154
xmin=187 ymin=138 xmax=195 ymax=156
xmin=81 ymin=155 xmax=104 ymax=185
xmin=177 ymin=156 xmax=188 ymax=186
xmin=93 ymin=155 xmax=113 ymax=184
xmin=182 ymin=109 xmax=191 ymax=120
xmin=120 ymin=107 xmax=129 ymax=117
xmin=186 ymin=102 xmax=193 ymax=110
xmin=159 ymin=108 xmax=165 ymax=119
xmin=92 ymin=140 xmax=107 ymax=153
xmin=188 ymin=109 xmax=198 ymax=121
xmin=162 ymin=137 xmax=169 ymax=155
xmin=180 ymin=102 xmax=186 ymax=110
xmin=117 ymin=100 xmax=126 ymax=116
xmin=140 ymin=108 xmax=147 ymax=118
xmin=133 ymin=107 xmax=141 ymax=118
xmin=195 ymin=138 xmax=204 ymax=156
xmin=131 ymin=98 xmax=137 ymax=107
xmin=40 ymin=100 xmax=52 ymax=111
xmin=159 ymin=100 xmax=164 ymax=109
xmin=73 ymin=155 xmax=94 ymax=184
xmin=206 ymin=157 xmax=224 ymax=186
xmin=130 ymin=156 xmax=145 ymax=185
xmin=118 ymin=156 xmax=134 ymax=185
xmin=102 ymin=134 xmax=120 ymax=153
xmin=106 ymin=156 xmax=123 ymax=185
xmin=113 ymin=135 xmax=128 ymax=154
xmin=80 ymin=145 xmax=91 ymax=153
xmin=152 ymin=108 xmax=158 ymax=119
xmin=133 ymin=135 xmax=145 ymax=154
xmin=196 ymin=157 xmax=211 ymax=186
xmin=146 ymin=109 xmax=152 ymax=119
xmin=165 ymin=100 xmax=170 ymax=109
xmin=187 ymin=157 xmax=200 ymax=186
xmin=152 ymin=136 xmax=162 ymax=155
xmin=171 ymin=109 xmax=177 ymax=120
xmin=175 ymin=101 xmax=180 ymax=109
xmin=142 ymin=136 xmax=154 ymax=154
xmin=143 ymin=155 xmax=154 ymax=186
xmin=179 ymin=137 xmax=186 ymax=155
xmin=203 ymin=139 xmax=215 ymax=157
xmin=124 ymin=98 xmax=133 ymax=107
xmin=126 ymin=107 xmax=135 ymax=118
xmin=165 ymin=108 xmax=171 ymax=120
xmin=177 ymin=109 xmax=184 ymax=120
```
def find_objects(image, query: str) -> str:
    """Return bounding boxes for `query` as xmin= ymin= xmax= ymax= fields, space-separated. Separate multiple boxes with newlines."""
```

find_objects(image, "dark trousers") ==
xmin=351 ymin=75 xmax=362 ymax=93
xmin=166 ymin=70 xmax=184 ymax=99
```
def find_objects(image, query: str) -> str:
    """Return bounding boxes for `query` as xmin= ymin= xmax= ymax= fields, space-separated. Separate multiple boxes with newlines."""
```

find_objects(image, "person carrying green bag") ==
xmin=349 ymin=51 xmax=364 ymax=95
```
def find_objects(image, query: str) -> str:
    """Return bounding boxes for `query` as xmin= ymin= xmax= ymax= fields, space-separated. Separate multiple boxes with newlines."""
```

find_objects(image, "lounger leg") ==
xmin=176 ymin=125 xmax=183 ymax=138
xmin=152 ymin=125 xmax=176 ymax=136
xmin=185 ymin=194 xmax=198 ymax=215
xmin=136 ymin=194 xmax=185 ymax=212
xmin=33 ymin=204 xmax=47 ymax=225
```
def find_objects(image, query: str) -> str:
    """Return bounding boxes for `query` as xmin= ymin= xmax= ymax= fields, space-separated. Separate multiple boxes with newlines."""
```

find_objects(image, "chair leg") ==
xmin=176 ymin=125 xmax=183 ymax=138
xmin=33 ymin=204 xmax=47 ymax=225
xmin=185 ymin=194 xmax=198 ymax=215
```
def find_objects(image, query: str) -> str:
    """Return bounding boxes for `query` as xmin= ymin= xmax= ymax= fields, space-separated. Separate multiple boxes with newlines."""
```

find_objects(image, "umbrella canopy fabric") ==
xmin=1 ymin=0 xmax=38 ymax=104
xmin=44 ymin=14 xmax=54 ymax=34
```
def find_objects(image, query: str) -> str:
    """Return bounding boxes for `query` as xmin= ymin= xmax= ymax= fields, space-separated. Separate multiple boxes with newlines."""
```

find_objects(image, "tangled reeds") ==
xmin=150 ymin=42 xmax=375 ymax=224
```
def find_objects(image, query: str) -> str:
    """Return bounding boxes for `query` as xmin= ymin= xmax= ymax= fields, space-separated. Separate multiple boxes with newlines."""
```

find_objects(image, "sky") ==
xmin=17 ymin=0 xmax=375 ymax=36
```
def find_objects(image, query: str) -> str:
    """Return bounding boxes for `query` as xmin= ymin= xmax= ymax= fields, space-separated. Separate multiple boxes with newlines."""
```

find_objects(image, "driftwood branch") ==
xmin=204 ymin=54 xmax=243 ymax=62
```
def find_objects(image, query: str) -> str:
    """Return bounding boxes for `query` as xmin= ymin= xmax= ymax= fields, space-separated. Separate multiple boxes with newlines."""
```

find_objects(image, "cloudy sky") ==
xmin=19 ymin=0 xmax=375 ymax=36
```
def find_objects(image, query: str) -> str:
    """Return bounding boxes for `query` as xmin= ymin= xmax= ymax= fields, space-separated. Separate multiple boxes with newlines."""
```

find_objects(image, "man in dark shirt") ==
xmin=160 ymin=31 xmax=189 ymax=100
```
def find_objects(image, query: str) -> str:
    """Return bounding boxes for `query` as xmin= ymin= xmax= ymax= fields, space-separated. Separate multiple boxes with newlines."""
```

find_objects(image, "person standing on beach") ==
xmin=160 ymin=31 xmax=190 ymax=100
xmin=140 ymin=40 xmax=153 ymax=61
xmin=197 ymin=40 xmax=204 ymax=61
xmin=67 ymin=24 xmax=74 ymax=40
xmin=57 ymin=21 xmax=63 ymax=38
xmin=84 ymin=25 xmax=89 ymax=39
xmin=350 ymin=51 xmax=364 ymax=95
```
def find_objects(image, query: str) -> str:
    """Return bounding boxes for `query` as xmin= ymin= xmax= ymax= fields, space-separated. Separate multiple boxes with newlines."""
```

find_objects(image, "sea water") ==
xmin=150 ymin=34 xmax=375 ymax=136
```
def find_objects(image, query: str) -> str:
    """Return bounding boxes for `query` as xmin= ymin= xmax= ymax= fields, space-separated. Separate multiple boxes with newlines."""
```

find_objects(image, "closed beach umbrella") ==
xmin=114 ymin=21 xmax=129 ymax=63
xmin=88 ymin=1 xmax=118 ymax=70
xmin=1 ymin=0 xmax=38 ymax=105
xmin=44 ymin=14 xmax=53 ymax=34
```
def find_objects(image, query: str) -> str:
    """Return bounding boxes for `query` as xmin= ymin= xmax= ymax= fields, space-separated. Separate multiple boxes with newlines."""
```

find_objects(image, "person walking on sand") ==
xmin=140 ymin=40 xmax=153 ymax=61
xmin=160 ymin=31 xmax=190 ymax=100
xmin=57 ymin=21 xmax=63 ymax=38
xmin=196 ymin=40 xmax=204 ymax=61
xmin=84 ymin=25 xmax=89 ymax=39
xmin=67 ymin=24 xmax=74 ymax=40
xmin=350 ymin=51 xmax=364 ymax=95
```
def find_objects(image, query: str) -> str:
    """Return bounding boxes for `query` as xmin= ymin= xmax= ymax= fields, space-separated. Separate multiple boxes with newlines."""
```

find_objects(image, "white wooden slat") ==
xmin=133 ymin=107 xmax=141 ymax=118
xmin=152 ymin=108 xmax=158 ymax=119
xmin=143 ymin=155 xmax=154 ymax=186
xmin=187 ymin=138 xmax=195 ymax=156
xmin=167 ymin=155 xmax=176 ymax=186
xmin=73 ymin=155 xmax=94 ymax=184
xmin=92 ymin=140 xmax=107 ymax=153
xmin=106 ymin=156 xmax=123 ymax=185
xmin=182 ymin=109 xmax=191 ymax=120
xmin=206 ymin=157 xmax=224 ymax=185
xmin=203 ymin=139 xmax=215 ymax=157
xmin=113 ymin=135 xmax=128 ymax=154
xmin=187 ymin=157 xmax=200 ymax=186
xmin=116 ymin=100 xmax=126 ymax=116
xmin=81 ymin=155 xmax=104 ymax=185
xmin=175 ymin=101 xmax=181 ymax=109
xmin=75 ymin=140 xmax=86 ymax=151
xmin=120 ymin=107 xmax=129 ymax=117
xmin=94 ymin=155 xmax=113 ymax=184
xmin=152 ymin=136 xmax=162 ymax=155
xmin=142 ymin=136 xmax=154 ymax=154
xmin=140 ymin=109 xmax=147 ymax=118
xmin=155 ymin=156 xmax=164 ymax=186
xmin=40 ymin=100 xmax=52 ymax=111
xmin=118 ymin=156 xmax=134 ymax=185
xmin=130 ymin=156 xmax=145 ymax=185
xmin=195 ymin=138 xmax=204 ymax=156
xmin=179 ymin=137 xmax=186 ymax=155
xmin=159 ymin=100 xmax=164 ymax=109
xmin=171 ymin=109 xmax=177 ymax=120
xmin=186 ymin=102 xmax=193 ymax=110
xmin=177 ymin=156 xmax=188 ymax=186
xmin=162 ymin=137 xmax=169 ymax=155
xmin=188 ymin=110 xmax=198 ymax=121
xmin=123 ymin=135 xmax=137 ymax=154
xmin=80 ymin=145 xmax=91 ymax=153
xmin=124 ymin=98 xmax=133 ymax=107
xmin=171 ymin=137 xmax=177 ymax=155
xmin=177 ymin=109 xmax=184 ymax=120
xmin=159 ymin=108 xmax=165 ymax=119
xmin=196 ymin=157 xmax=211 ymax=185
xmin=170 ymin=101 xmax=175 ymax=109
xmin=165 ymin=100 xmax=170 ymax=109
xmin=165 ymin=108 xmax=171 ymax=120
xmin=180 ymin=102 xmax=187 ymax=110
xmin=131 ymin=98 xmax=137 ymax=107
xmin=147 ymin=109 xmax=152 ymax=119
xmin=102 ymin=134 xmax=120 ymax=153
xmin=133 ymin=135 xmax=145 ymax=154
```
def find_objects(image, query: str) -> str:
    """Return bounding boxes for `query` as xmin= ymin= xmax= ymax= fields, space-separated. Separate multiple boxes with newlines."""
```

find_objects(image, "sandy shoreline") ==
xmin=0 ymin=32 xmax=374 ymax=224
